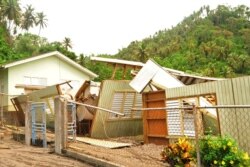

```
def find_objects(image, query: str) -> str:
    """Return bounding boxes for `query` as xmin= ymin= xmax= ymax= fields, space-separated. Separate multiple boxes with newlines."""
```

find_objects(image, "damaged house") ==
xmin=0 ymin=51 xmax=97 ymax=124
xmin=86 ymin=57 xmax=222 ymax=143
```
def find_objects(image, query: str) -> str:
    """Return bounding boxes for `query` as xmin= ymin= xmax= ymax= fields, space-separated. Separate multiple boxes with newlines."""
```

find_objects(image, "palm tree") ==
xmin=78 ymin=54 xmax=85 ymax=66
xmin=1 ymin=0 xmax=21 ymax=31
xmin=21 ymin=4 xmax=36 ymax=31
xmin=36 ymin=12 xmax=47 ymax=35
xmin=135 ymin=42 xmax=149 ymax=63
xmin=62 ymin=37 xmax=72 ymax=50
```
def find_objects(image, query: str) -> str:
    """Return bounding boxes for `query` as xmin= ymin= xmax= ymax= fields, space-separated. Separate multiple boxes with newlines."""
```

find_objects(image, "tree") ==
xmin=134 ymin=41 xmax=149 ymax=63
xmin=13 ymin=33 xmax=48 ymax=57
xmin=78 ymin=53 xmax=85 ymax=66
xmin=62 ymin=37 xmax=72 ymax=50
xmin=36 ymin=12 xmax=47 ymax=35
xmin=1 ymin=0 xmax=21 ymax=32
xmin=0 ymin=27 xmax=16 ymax=62
xmin=21 ymin=4 xmax=36 ymax=31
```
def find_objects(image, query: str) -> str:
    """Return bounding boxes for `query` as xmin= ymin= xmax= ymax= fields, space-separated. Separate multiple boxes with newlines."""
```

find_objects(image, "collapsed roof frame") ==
xmin=90 ymin=56 xmax=223 ymax=84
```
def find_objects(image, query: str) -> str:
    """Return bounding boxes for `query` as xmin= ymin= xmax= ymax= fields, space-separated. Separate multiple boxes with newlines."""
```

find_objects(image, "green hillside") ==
xmin=1 ymin=2 xmax=250 ymax=81
xmin=115 ymin=5 xmax=250 ymax=78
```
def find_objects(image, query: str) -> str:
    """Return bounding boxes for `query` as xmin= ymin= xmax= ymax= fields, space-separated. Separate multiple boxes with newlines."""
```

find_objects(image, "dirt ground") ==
xmin=0 ymin=126 xmax=167 ymax=167
xmin=0 ymin=127 xmax=91 ymax=167
xmin=68 ymin=136 xmax=166 ymax=167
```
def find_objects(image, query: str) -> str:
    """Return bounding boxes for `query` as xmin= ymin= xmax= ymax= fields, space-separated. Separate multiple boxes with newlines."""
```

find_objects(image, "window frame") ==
xmin=23 ymin=76 xmax=47 ymax=86
xmin=109 ymin=90 xmax=142 ymax=120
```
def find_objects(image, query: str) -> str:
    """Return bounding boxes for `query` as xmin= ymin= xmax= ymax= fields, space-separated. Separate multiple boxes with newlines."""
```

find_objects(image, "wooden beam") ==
xmin=15 ymin=84 xmax=46 ymax=90
xmin=111 ymin=63 xmax=118 ymax=80
xmin=186 ymin=77 xmax=195 ymax=85
xmin=122 ymin=65 xmax=127 ymax=79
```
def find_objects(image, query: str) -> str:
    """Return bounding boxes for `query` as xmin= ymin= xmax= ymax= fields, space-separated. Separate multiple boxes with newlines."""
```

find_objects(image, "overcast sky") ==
xmin=20 ymin=0 xmax=250 ymax=55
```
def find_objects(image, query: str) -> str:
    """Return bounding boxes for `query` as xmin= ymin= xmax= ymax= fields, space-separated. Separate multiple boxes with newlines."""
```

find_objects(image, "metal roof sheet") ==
xmin=1 ymin=51 xmax=98 ymax=79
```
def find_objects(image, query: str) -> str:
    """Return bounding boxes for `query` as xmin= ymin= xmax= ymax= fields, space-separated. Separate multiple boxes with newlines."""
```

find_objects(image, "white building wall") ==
xmin=8 ymin=56 xmax=90 ymax=97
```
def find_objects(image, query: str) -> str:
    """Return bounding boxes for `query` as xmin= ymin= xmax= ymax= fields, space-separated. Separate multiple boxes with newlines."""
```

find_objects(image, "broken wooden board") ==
xmin=69 ymin=137 xmax=133 ymax=149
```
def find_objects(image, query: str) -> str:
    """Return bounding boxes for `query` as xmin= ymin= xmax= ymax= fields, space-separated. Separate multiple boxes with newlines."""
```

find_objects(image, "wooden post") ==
xmin=55 ymin=97 xmax=68 ymax=154
xmin=1 ymin=94 xmax=3 ymax=126
xmin=122 ymin=65 xmax=127 ymax=79
xmin=111 ymin=64 xmax=118 ymax=79
xmin=55 ymin=97 xmax=62 ymax=154
xmin=25 ymin=96 xmax=31 ymax=146
xmin=193 ymin=105 xmax=201 ymax=167
xmin=62 ymin=99 xmax=68 ymax=149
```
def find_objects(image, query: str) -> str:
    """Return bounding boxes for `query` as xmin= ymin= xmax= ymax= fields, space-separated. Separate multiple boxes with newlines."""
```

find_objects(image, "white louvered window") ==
xmin=110 ymin=91 xmax=142 ymax=119
xmin=167 ymin=99 xmax=195 ymax=137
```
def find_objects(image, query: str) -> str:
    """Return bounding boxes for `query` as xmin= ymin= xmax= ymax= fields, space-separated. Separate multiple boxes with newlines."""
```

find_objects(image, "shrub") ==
xmin=199 ymin=135 xmax=250 ymax=167
xmin=161 ymin=137 xmax=195 ymax=167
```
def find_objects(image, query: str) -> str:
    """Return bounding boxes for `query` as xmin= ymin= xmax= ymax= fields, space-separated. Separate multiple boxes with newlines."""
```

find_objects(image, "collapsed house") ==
xmin=88 ymin=57 xmax=222 ymax=143
xmin=11 ymin=55 xmax=223 ymax=146
xmin=0 ymin=51 xmax=97 ymax=108
xmin=0 ymin=51 xmax=97 ymax=125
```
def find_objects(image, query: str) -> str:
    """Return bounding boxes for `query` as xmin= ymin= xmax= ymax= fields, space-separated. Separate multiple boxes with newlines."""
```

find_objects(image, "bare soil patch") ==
xmin=0 ymin=127 xmax=91 ymax=167
xmin=1 ymin=126 xmax=167 ymax=167
xmin=68 ymin=136 xmax=166 ymax=167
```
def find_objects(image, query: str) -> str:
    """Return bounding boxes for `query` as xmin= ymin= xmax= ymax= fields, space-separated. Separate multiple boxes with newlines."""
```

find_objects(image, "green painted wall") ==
xmin=91 ymin=80 xmax=143 ymax=138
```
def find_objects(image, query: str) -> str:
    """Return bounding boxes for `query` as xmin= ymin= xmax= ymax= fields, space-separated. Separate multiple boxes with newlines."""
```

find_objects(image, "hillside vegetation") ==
xmin=114 ymin=5 xmax=250 ymax=78
xmin=0 ymin=3 xmax=250 ymax=80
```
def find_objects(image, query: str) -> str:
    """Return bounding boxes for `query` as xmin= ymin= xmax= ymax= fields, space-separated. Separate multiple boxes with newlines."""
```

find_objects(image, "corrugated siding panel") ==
xmin=133 ymin=94 xmax=142 ymax=118
xmin=215 ymin=80 xmax=238 ymax=141
xmin=232 ymin=77 xmax=250 ymax=153
xmin=166 ymin=82 xmax=216 ymax=99
xmin=110 ymin=92 xmax=123 ymax=118
xmin=123 ymin=93 xmax=135 ymax=118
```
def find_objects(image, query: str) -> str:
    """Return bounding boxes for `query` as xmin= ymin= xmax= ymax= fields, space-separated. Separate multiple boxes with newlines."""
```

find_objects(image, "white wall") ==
xmin=8 ymin=56 xmax=90 ymax=97
xmin=0 ymin=69 xmax=8 ymax=106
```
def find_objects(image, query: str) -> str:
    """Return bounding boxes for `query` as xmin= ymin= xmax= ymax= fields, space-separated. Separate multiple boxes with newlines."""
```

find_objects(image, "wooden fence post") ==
xmin=55 ymin=97 xmax=62 ymax=154
xmin=193 ymin=105 xmax=201 ymax=167
xmin=25 ymin=96 xmax=31 ymax=146
xmin=55 ymin=97 xmax=67 ymax=154
xmin=62 ymin=99 xmax=68 ymax=149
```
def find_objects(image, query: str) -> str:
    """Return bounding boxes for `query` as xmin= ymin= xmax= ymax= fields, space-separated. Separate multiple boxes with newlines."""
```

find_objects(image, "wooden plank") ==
xmin=69 ymin=137 xmax=132 ymax=149
xmin=11 ymin=98 xmax=25 ymax=126
xmin=142 ymin=90 xmax=168 ymax=144
xmin=25 ymin=97 xmax=31 ymax=146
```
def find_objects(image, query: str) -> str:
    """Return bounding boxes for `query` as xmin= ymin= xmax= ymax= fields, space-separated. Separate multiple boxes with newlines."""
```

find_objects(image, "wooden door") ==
xmin=143 ymin=90 xmax=168 ymax=145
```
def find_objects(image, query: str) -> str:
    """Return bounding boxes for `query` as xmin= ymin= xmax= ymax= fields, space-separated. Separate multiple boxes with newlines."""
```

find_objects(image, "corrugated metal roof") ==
xmin=91 ymin=56 xmax=223 ymax=84
xmin=90 ymin=56 xmax=144 ymax=67
xmin=130 ymin=60 xmax=184 ymax=93
xmin=1 ymin=51 xmax=98 ymax=79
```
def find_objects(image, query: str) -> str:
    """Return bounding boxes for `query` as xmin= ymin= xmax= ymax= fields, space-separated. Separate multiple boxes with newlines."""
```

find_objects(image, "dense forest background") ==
xmin=0 ymin=1 xmax=250 ymax=81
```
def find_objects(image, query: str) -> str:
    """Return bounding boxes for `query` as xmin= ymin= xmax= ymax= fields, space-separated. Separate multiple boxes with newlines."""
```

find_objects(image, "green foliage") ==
xmin=2 ymin=3 xmax=250 ymax=82
xmin=0 ymin=26 xmax=16 ymax=63
xmin=13 ymin=33 xmax=47 ymax=57
xmin=161 ymin=137 xmax=195 ymax=167
xmin=115 ymin=5 xmax=250 ymax=78
xmin=199 ymin=135 xmax=250 ymax=167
